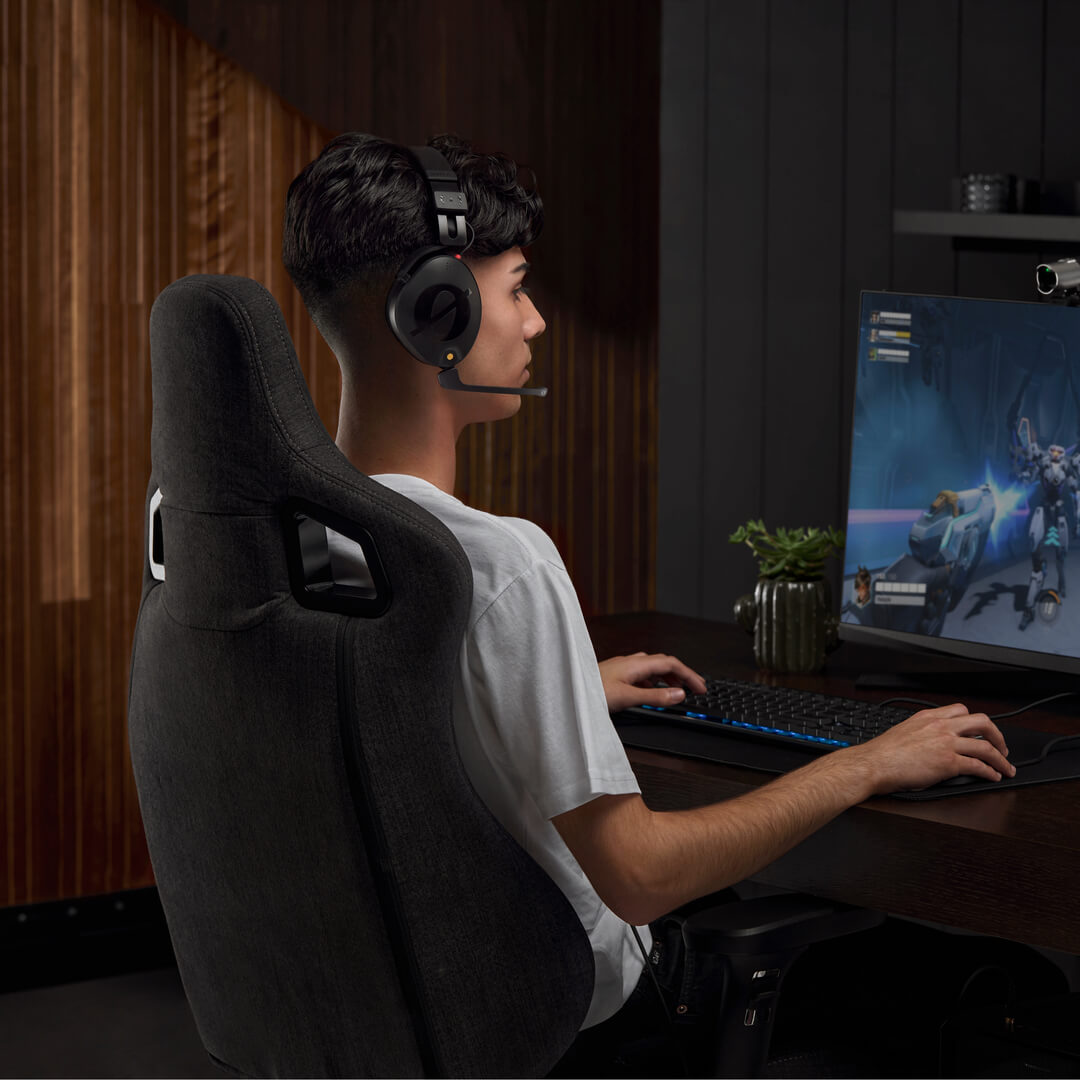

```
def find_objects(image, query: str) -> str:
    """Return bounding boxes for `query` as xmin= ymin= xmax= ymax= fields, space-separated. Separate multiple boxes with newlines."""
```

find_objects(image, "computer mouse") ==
xmin=938 ymin=774 xmax=982 ymax=787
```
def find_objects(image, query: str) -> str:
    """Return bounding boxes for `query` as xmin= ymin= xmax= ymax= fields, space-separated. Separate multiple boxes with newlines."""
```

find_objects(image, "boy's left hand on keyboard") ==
xmin=598 ymin=652 xmax=707 ymax=714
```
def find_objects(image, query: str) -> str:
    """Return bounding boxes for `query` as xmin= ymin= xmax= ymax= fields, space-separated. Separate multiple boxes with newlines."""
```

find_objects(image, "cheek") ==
xmin=476 ymin=303 xmax=519 ymax=345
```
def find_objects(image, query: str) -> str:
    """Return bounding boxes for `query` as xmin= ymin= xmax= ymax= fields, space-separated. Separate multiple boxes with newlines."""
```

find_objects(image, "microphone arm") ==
xmin=437 ymin=367 xmax=548 ymax=397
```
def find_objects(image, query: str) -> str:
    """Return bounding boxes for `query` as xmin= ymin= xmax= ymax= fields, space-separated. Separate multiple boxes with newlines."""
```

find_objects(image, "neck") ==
xmin=334 ymin=370 xmax=460 ymax=496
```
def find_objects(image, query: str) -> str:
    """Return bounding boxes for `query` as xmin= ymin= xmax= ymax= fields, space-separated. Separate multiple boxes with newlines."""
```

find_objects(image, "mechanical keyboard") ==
xmin=622 ymin=676 xmax=914 ymax=754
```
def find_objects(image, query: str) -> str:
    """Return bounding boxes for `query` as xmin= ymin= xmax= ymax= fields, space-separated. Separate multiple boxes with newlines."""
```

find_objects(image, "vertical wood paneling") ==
xmin=33 ymin=0 xmax=92 ymax=605
xmin=2 ymin=0 xmax=17 ymax=904
xmin=2 ymin=0 xmax=336 ymax=907
xmin=153 ymin=0 xmax=659 ymax=619
xmin=5 ymin=0 xmax=657 ymax=907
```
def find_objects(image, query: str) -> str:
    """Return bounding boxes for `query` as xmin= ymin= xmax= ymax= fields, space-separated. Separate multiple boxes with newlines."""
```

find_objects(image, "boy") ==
xmin=282 ymin=132 xmax=1013 ymax=1054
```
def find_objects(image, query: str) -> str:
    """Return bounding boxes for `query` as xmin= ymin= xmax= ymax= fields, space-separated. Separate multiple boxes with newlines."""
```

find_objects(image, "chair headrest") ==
xmin=149 ymin=274 xmax=328 ymax=516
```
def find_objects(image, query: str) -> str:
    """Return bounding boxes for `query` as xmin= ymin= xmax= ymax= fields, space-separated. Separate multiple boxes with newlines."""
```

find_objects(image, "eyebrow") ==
xmin=510 ymin=261 xmax=531 ymax=274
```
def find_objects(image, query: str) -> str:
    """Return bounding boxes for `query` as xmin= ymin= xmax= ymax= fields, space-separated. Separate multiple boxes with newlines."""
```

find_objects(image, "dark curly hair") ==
xmin=282 ymin=132 xmax=543 ymax=343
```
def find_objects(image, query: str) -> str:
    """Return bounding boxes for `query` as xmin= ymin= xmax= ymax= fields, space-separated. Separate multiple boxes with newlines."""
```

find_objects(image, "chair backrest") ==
xmin=127 ymin=274 xmax=593 ymax=1078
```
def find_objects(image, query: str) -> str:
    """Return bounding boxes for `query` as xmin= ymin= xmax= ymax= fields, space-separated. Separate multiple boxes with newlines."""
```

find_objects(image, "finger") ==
xmin=954 ymin=735 xmax=1016 ymax=778
xmin=631 ymin=653 xmax=707 ymax=694
xmin=672 ymin=660 xmax=708 ymax=695
xmin=958 ymin=758 xmax=1004 ymax=783
xmin=911 ymin=702 xmax=971 ymax=720
xmin=621 ymin=653 xmax=686 ymax=684
xmin=952 ymin=714 xmax=1011 ymax=759
xmin=633 ymin=686 xmax=688 ymax=707
xmin=960 ymin=762 xmax=1004 ymax=783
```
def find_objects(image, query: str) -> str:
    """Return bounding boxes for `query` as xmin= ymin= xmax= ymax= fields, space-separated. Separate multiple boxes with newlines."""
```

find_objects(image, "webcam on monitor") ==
xmin=1036 ymin=258 xmax=1080 ymax=302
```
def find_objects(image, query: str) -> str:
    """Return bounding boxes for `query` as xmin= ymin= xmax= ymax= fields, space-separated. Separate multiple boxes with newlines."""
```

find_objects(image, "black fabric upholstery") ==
xmin=128 ymin=275 xmax=594 ymax=1078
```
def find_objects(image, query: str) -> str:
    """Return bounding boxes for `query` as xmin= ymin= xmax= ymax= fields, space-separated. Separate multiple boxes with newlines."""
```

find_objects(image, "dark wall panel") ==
xmin=661 ymin=0 xmax=1080 ymax=621
xmin=841 ymin=0 xmax=895 ymax=533
xmin=657 ymin=0 xmax=706 ymax=616
xmin=699 ymin=1 xmax=769 ymax=620
xmin=956 ymin=0 xmax=1045 ymax=302
xmin=761 ymin=0 xmax=846 ymax=531
xmin=1044 ymin=0 xmax=1080 ymax=180
xmin=958 ymin=0 xmax=1043 ymax=175
xmin=891 ymin=0 xmax=959 ymax=298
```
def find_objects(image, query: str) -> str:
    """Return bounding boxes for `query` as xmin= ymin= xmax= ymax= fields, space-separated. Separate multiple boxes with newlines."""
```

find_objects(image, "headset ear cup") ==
xmin=386 ymin=249 xmax=481 ymax=368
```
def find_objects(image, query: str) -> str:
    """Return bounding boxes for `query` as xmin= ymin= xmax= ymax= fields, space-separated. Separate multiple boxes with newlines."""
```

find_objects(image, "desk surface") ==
xmin=586 ymin=612 xmax=1080 ymax=956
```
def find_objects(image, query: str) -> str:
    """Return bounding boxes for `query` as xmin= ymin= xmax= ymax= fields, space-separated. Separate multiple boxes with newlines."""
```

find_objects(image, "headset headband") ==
xmin=409 ymin=145 xmax=469 ymax=248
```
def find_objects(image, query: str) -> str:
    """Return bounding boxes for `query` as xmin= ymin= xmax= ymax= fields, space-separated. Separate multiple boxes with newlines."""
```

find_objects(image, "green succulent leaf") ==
xmin=728 ymin=519 xmax=845 ymax=581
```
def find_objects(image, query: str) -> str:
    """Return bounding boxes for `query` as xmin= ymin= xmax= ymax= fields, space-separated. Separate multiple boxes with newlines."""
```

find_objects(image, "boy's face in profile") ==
xmin=450 ymin=246 xmax=546 ymax=425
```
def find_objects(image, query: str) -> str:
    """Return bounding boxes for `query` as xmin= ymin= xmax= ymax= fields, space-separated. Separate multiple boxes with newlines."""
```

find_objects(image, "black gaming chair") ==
xmin=127 ymin=274 xmax=595 ymax=1077
xmin=128 ymin=274 xmax=881 ymax=1079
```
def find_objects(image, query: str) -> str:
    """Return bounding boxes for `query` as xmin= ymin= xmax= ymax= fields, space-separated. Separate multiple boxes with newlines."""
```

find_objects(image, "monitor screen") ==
xmin=840 ymin=290 xmax=1080 ymax=675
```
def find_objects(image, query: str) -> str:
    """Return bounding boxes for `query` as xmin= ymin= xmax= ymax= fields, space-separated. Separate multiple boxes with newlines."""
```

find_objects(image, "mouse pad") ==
xmin=613 ymin=715 xmax=1080 ymax=800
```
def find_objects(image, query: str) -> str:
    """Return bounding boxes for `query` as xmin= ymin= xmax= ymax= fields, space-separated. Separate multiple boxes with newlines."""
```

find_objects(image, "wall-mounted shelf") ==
xmin=894 ymin=210 xmax=1080 ymax=243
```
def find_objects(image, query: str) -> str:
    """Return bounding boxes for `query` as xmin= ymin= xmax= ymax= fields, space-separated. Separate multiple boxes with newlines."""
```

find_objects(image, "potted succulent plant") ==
xmin=729 ymin=520 xmax=845 ymax=673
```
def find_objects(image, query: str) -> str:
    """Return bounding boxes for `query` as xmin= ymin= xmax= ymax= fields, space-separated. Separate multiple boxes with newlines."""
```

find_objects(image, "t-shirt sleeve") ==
xmin=461 ymin=560 xmax=642 ymax=821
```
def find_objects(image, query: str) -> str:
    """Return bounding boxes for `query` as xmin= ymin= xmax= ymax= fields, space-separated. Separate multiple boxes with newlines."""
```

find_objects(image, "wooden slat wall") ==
xmin=155 ymin=0 xmax=660 ymax=617
xmin=3 ymin=0 xmax=660 ymax=905
xmin=1 ymin=0 xmax=337 ymax=906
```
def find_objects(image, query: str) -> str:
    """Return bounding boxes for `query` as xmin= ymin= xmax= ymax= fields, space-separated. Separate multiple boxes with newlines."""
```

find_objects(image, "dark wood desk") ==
xmin=586 ymin=612 xmax=1080 ymax=957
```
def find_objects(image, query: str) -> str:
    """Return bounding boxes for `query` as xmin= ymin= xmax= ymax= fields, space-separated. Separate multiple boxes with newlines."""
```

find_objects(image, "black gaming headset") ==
xmin=384 ymin=144 xmax=547 ymax=397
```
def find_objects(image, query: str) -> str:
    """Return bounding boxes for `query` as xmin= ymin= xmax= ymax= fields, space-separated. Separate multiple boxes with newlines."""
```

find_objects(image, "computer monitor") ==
xmin=839 ymin=290 xmax=1080 ymax=677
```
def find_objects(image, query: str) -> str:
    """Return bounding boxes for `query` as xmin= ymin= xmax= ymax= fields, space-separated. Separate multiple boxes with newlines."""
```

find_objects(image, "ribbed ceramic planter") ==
xmin=734 ymin=578 xmax=834 ymax=673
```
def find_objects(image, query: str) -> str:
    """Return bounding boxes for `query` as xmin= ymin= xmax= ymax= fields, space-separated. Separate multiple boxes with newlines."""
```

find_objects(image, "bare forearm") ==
xmin=619 ymin=750 xmax=876 ymax=924
xmin=555 ymin=703 xmax=1015 ymax=927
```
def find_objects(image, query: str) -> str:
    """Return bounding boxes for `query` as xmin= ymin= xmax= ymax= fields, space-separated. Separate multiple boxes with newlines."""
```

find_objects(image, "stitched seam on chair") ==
xmin=157 ymin=583 xmax=289 ymax=633
xmin=206 ymin=1050 xmax=253 ymax=1078
xmin=336 ymin=618 xmax=442 ymax=1077
xmin=160 ymin=506 xmax=279 ymax=519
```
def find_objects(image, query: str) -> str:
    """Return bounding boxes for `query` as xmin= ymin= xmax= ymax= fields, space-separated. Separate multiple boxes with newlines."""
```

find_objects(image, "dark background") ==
xmin=657 ymin=0 xmax=1080 ymax=620
xmin=6 ymin=0 xmax=1080 ymax=910
xmin=150 ymin=0 xmax=1080 ymax=620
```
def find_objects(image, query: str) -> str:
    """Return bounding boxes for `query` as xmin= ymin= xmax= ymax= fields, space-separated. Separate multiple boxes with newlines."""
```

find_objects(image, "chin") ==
xmin=493 ymin=393 xmax=524 ymax=420
xmin=458 ymin=392 xmax=521 ymax=427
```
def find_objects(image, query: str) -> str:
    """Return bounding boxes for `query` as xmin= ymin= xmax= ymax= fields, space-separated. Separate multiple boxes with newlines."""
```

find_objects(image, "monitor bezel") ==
xmin=837 ymin=288 xmax=1080 ymax=679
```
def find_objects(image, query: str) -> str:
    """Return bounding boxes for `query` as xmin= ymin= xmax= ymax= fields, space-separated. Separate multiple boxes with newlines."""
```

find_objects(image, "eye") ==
xmin=513 ymin=284 xmax=531 ymax=302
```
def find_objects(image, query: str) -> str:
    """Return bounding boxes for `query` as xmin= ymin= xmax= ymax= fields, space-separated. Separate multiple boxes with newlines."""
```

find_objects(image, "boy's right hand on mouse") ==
xmin=841 ymin=702 xmax=1016 ymax=795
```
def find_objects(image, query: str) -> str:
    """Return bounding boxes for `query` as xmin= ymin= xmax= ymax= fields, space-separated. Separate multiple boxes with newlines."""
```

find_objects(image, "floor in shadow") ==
xmin=0 ymin=965 xmax=220 ymax=1079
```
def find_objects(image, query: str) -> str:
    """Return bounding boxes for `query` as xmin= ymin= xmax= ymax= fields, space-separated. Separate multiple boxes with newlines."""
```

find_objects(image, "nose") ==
xmin=524 ymin=296 xmax=546 ymax=341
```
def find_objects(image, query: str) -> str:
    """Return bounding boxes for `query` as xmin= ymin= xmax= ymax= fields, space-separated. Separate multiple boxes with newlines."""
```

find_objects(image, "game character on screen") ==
xmin=853 ymin=565 xmax=872 ymax=607
xmin=1010 ymin=423 xmax=1079 ymax=630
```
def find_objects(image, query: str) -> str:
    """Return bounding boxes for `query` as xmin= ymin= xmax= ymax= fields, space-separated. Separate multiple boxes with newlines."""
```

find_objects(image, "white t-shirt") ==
xmin=326 ymin=473 xmax=649 ymax=1029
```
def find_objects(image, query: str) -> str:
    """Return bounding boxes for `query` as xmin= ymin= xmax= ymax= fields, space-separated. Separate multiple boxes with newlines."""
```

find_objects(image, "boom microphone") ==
xmin=437 ymin=367 xmax=548 ymax=397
